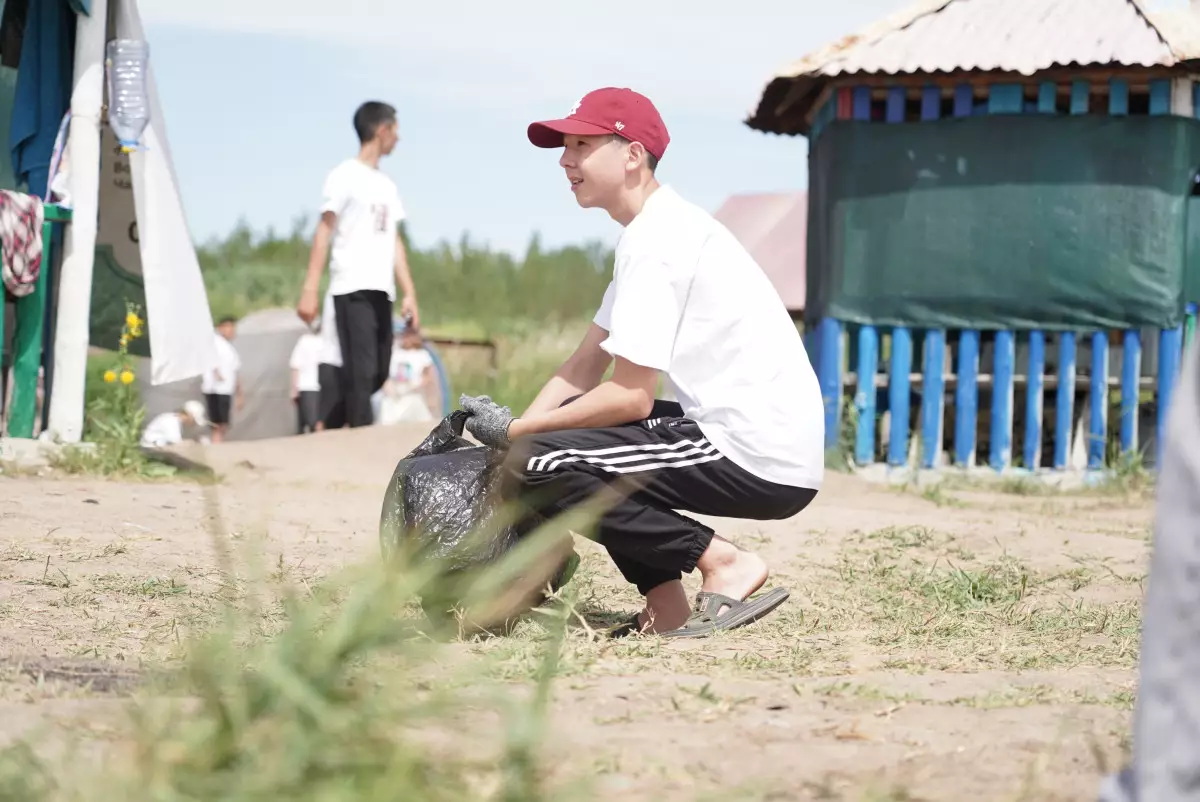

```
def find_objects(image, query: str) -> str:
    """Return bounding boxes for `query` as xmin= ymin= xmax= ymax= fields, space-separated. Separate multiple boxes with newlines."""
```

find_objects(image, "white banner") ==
xmin=112 ymin=0 xmax=216 ymax=385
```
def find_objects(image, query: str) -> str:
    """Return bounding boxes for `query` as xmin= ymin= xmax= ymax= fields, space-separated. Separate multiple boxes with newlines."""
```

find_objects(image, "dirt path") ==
xmin=0 ymin=425 xmax=1151 ymax=800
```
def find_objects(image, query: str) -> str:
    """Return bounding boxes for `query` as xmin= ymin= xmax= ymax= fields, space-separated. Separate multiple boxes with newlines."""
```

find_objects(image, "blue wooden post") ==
xmin=1026 ymin=331 xmax=1046 ymax=470
xmin=988 ymin=84 xmax=1023 ymax=114
xmin=990 ymin=330 xmax=1015 ymax=470
xmin=1149 ymin=79 xmax=1170 ymax=116
xmin=919 ymin=85 xmax=946 ymax=469
xmin=1120 ymin=330 xmax=1141 ymax=454
xmin=1089 ymin=332 xmax=1109 ymax=470
xmin=1070 ymin=81 xmax=1089 ymax=115
xmin=1109 ymin=80 xmax=1129 ymax=116
xmin=1037 ymin=82 xmax=1057 ymax=114
xmin=950 ymin=84 xmax=978 ymax=467
xmin=1054 ymin=333 xmax=1077 ymax=470
xmin=955 ymin=332 xmax=980 ymax=467
xmin=1159 ymin=327 xmax=1183 ymax=468
xmin=816 ymin=317 xmax=843 ymax=451
xmin=889 ymin=328 xmax=913 ymax=466
xmin=882 ymin=87 xmax=912 ymax=466
xmin=921 ymin=327 xmax=945 ymax=469
xmin=1051 ymin=81 xmax=1089 ymax=470
xmin=845 ymin=86 xmax=877 ymax=464
xmin=1083 ymin=79 xmax=1129 ymax=469
xmin=855 ymin=326 xmax=879 ymax=465
xmin=985 ymin=84 xmax=1023 ymax=471
xmin=852 ymin=86 xmax=871 ymax=120
xmin=1021 ymin=83 xmax=1056 ymax=471
xmin=953 ymin=84 xmax=974 ymax=118
xmin=1149 ymin=78 xmax=1182 ymax=469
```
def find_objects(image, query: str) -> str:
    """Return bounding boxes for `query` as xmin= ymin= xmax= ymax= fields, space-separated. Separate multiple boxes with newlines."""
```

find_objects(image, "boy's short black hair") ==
xmin=218 ymin=315 xmax=238 ymax=326
xmin=354 ymin=101 xmax=397 ymax=144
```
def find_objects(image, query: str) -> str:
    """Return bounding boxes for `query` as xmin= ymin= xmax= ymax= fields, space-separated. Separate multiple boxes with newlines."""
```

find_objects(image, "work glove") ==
xmin=460 ymin=394 xmax=514 ymax=449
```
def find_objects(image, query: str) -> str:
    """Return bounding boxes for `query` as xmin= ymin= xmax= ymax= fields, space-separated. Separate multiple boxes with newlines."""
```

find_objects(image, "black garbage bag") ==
xmin=379 ymin=410 xmax=578 ymax=617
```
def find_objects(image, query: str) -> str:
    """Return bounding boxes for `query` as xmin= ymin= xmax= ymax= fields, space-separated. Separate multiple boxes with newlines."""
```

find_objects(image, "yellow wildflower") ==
xmin=120 ymin=370 xmax=135 ymax=385
xmin=103 ymin=370 xmax=117 ymax=383
xmin=126 ymin=312 xmax=142 ymax=329
xmin=119 ymin=334 xmax=129 ymax=348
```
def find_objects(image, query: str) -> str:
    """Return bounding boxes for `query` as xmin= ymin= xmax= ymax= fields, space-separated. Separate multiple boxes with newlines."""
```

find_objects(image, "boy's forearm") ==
xmin=304 ymin=227 xmax=332 ymax=293
xmin=513 ymin=381 xmax=649 ymax=437
xmin=522 ymin=348 xmax=611 ymax=418
xmin=522 ymin=374 xmax=595 ymax=418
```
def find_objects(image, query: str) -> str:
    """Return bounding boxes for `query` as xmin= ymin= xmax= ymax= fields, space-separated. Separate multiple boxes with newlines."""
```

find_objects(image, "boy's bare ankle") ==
xmin=698 ymin=543 xmax=768 ymax=603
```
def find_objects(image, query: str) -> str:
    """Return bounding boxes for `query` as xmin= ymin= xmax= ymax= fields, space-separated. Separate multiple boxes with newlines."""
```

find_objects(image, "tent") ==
xmin=0 ymin=0 xmax=216 ymax=444
xmin=138 ymin=307 xmax=310 ymax=442
xmin=140 ymin=309 xmax=454 ymax=443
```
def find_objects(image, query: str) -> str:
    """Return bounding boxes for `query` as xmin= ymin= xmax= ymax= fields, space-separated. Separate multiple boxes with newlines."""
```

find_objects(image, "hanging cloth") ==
xmin=0 ymin=189 xmax=43 ymax=297
xmin=10 ymin=0 xmax=75 ymax=197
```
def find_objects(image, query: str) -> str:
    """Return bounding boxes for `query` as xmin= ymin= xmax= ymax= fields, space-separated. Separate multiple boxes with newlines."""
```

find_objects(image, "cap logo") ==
xmin=614 ymin=121 xmax=625 ymax=131
xmin=568 ymin=98 xmax=583 ymax=117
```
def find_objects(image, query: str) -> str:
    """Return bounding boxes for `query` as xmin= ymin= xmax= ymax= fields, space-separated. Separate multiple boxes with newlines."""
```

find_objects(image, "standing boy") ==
xmin=289 ymin=318 xmax=325 ymax=434
xmin=201 ymin=316 xmax=244 ymax=444
xmin=297 ymin=101 xmax=420 ymax=428
xmin=460 ymin=88 xmax=825 ymax=638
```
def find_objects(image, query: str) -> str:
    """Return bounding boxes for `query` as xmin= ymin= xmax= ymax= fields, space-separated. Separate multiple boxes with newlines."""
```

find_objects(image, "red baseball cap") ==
xmin=528 ymin=87 xmax=670 ymax=161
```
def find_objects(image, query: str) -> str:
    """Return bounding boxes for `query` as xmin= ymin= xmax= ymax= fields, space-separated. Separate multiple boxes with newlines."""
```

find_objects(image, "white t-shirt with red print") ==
xmin=321 ymin=158 xmax=406 ymax=300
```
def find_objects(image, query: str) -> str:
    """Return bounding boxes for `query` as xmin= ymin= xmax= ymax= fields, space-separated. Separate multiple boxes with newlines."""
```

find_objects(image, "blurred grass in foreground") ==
xmin=0 ymin=483 xmax=604 ymax=802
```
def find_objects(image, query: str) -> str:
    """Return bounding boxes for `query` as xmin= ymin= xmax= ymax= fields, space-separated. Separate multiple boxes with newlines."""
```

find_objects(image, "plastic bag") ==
xmin=379 ymin=411 xmax=577 ymax=610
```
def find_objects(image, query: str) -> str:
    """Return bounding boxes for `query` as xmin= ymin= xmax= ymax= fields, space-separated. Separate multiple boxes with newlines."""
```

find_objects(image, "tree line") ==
xmin=197 ymin=217 xmax=614 ymax=334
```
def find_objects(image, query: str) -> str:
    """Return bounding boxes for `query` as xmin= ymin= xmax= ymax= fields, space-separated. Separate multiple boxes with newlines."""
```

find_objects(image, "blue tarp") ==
xmin=10 ymin=0 xmax=74 ymax=198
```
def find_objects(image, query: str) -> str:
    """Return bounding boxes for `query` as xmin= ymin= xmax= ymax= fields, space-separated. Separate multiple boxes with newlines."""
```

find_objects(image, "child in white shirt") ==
xmin=289 ymin=320 xmax=325 ymax=434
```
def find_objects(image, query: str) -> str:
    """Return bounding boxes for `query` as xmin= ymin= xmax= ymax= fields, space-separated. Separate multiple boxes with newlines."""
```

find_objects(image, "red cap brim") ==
xmin=527 ymin=118 xmax=613 ymax=148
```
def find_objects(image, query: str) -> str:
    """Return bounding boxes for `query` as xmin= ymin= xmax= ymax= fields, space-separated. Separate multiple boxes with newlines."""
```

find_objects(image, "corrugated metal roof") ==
xmin=713 ymin=193 xmax=807 ymax=311
xmin=1151 ymin=8 xmax=1200 ymax=60
xmin=748 ymin=0 xmax=1200 ymax=135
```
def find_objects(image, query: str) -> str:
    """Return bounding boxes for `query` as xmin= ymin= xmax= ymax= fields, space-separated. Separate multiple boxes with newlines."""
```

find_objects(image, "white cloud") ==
xmin=138 ymin=0 xmax=902 ymax=118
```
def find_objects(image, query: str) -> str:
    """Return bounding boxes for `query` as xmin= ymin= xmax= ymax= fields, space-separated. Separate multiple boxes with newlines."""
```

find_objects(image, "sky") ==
xmin=138 ymin=0 xmax=1195 ymax=258
xmin=135 ymin=0 xmax=906 ymax=257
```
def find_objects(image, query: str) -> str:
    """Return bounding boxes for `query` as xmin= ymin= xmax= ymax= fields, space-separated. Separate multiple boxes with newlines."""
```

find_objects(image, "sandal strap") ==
xmin=685 ymin=591 xmax=742 ymax=626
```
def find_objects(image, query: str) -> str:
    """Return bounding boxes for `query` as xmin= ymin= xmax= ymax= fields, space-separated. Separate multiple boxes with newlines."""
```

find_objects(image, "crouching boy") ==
xmin=461 ymin=87 xmax=825 ymax=638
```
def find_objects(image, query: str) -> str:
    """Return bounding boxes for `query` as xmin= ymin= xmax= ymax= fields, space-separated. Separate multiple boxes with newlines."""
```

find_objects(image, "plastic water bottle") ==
xmin=106 ymin=39 xmax=151 ymax=153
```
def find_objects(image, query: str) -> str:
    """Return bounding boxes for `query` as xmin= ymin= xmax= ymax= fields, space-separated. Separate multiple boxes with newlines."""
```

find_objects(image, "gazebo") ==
xmin=746 ymin=0 xmax=1200 ymax=475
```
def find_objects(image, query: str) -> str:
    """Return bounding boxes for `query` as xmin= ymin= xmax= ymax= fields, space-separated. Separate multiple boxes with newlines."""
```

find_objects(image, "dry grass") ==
xmin=454 ymin=516 xmax=1143 ymax=691
xmin=0 ymin=432 xmax=1152 ymax=801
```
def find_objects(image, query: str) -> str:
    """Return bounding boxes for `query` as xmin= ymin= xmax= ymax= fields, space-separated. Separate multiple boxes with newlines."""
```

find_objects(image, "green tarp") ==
xmin=808 ymin=114 xmax=1200 ymax=331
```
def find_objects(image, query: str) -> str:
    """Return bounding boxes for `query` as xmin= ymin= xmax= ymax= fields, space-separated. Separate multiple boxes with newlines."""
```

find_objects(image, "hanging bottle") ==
xmin=106 ymin=39 xmax=151 ymax=153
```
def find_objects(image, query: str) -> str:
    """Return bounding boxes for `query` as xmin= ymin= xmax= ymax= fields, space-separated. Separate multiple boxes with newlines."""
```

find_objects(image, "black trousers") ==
xmin=318 ymin=363 xmax=345 ymax=429
xmin=332 ymin=290 xmax=393 ymax=428
xmin=502 ymin=399 xmax=818 ymax=595
xmin=205 ymin=393 xmax=232 ymax=426
xmin=296 ymin=390 xmax=320 ymax=434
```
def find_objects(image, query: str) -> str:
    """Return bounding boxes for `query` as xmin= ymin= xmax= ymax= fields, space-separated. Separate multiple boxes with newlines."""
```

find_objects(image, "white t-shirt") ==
xmin=289 ymin=333 xmax=324 ymax=393
xmin=593 ymin=185 xmax=824 ymax=490
xmin=321 ymin=159 xmax=406 ymax=299
xmin=319 ymin=291 xmax=342 ymax=367
xmin=201 ymin=334 xmax=241 ymax=396
xmin=141 ymin=412 xmax=182 ymax=448
xmin=388 ymin=347 xmax=433 ymax=393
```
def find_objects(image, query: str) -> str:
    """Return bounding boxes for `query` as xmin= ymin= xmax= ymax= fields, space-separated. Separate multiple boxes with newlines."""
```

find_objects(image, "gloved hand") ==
xmin=460 ymin=394 xmax=514 ymax=449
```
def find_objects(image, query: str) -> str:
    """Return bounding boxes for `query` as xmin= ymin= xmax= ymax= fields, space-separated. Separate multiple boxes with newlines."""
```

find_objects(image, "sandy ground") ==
xmin=0 ymin=423 xmax=1152 ymax=801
